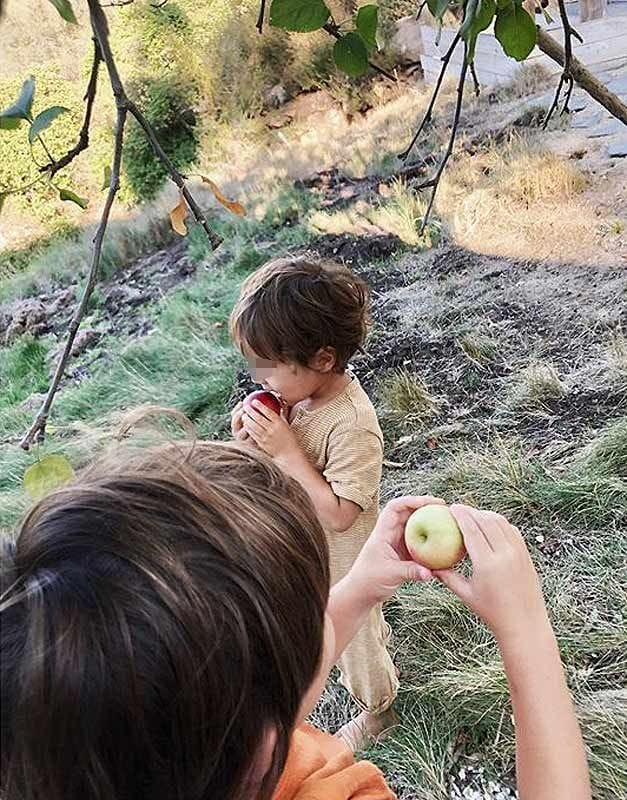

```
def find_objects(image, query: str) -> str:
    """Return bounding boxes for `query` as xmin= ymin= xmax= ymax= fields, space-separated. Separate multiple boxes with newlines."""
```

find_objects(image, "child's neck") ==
xmin=305 ymin=371 xmax=352 ymax=411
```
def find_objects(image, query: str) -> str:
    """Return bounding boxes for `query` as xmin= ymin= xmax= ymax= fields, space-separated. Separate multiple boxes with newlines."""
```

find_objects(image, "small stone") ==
xmin=535 ymin=534 xmax=545 ymax=543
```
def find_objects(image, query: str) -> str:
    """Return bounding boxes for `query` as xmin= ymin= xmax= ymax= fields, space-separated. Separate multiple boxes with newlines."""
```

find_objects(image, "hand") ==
xmin=435 ymin=505 xmax=549 ymax=644
xmin=241 ymin=400 xmax=301 ymax=461
xmin=349 ymin=495 xmax=446 ymax=604
xmin=230 ymin=402 xmax=250 ymax=442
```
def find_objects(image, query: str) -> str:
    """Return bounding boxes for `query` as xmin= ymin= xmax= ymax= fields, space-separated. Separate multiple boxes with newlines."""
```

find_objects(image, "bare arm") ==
xmin=275 ymin=448 xmax=360 ymax=532
xmin=437 ymin=507 xmax=591 ymax=800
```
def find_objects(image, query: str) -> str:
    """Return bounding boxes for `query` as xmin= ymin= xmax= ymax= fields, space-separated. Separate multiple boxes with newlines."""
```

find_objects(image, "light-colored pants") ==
xmin=328 ymin=533 xmax=399 ymax=715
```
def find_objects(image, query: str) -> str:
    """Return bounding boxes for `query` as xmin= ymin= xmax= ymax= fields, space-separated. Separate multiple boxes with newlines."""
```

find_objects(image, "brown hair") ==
xmin=230 ymin=256 xmax=370 ymax=372
xmin=1 ymin=441 xmax=329 ymax=800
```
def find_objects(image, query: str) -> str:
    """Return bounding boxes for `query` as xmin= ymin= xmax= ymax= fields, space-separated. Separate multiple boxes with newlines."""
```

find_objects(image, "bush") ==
xmin=123 ymin=77 xmax=199 ymax=203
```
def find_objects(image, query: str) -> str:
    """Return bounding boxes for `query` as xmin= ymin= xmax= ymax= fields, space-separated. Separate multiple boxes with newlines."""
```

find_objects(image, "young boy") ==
xmin=230 ymin=256 xmax=397 ymax=748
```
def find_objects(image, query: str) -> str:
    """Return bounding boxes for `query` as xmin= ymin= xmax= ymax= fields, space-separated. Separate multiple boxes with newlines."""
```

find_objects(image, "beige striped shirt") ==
xmin=290 ymin=375 xmax=383 ymax=578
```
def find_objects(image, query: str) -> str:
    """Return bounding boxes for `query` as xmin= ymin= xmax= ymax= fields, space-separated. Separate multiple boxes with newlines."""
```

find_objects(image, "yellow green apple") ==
xmin=404 ymin=505 xmax=466 ymax=570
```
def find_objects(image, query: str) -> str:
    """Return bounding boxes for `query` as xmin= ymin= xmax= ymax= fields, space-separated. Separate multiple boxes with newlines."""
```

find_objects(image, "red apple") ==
xmin=404 ymin=504 xmax=466 ymax=570
xmin=243 ymin=390 xmax=281 ymax=415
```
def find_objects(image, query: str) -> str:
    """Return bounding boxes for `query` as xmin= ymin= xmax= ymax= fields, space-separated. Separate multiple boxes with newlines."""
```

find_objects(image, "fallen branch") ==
xmin=537 ymin=27 xmax=627 ymax=126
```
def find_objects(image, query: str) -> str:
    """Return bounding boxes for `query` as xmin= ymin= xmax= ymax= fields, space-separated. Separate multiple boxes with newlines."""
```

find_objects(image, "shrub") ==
xmin=123 ymin=77 xmax=199 ymax=203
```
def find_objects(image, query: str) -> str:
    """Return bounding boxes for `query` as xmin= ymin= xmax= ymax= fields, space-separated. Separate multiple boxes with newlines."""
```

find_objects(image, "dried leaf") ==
xmin=201 ymin=176 xmax=246 ymax=216
xmin=426 ymin=436 xmax=438 ymax=450
xmin=23 ymin=454 xmax=75 ymax=500
xmin=169 ymin=192 xmax=189 ymax=236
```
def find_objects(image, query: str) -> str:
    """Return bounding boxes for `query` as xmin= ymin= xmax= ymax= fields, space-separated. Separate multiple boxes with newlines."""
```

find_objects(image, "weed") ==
xmin=459 ymin=330 xmax=498 ymax=367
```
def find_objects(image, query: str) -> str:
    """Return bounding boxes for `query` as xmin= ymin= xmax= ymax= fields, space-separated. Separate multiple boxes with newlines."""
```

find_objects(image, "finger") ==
xmin=252 ymin=400 xmax=279 ymax=421
xmin=474 ymin=510 xmax=509 ymax=552
xmin=450 ymin=504 xmax=494 ymax=559
xmin=242 ymin=417 xmax=266 ymax=438
xmin=403 ymin=561 xmax=433 ymax=583
xmin=235 ymin=428 xmax=250 ymax=441
xmin=386 ymin=495 xmax=446 ymax=514
xmin=243 ymin=409 xmax=270 ymax=430
xmin=434 ymin=568 xmax=472 ymax=604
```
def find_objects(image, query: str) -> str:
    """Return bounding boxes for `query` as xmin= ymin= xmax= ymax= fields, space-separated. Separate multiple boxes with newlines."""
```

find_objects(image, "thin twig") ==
xmin=126 ymin=100 xmax=223 ymax=250
xmin=543 ymin=0 xmax=577 ymax=128
xmin=418 ymin=43 xmax=470 ymax=234
xmin=399 ymin=32 xmax=462 ymax=160
xmin=470 ymin=62 xmax=480 ymax=97
xmin=416 ymin=1 xmax=428 ymax=21
xmin=322 ymin=23 xmax=397 ymax=82
xmin=20 ymin=110 xmax=127 ymax=449
xmin=41 ymin=38 xmax=101 ymax=178
xmin=256 ymin=0 xmax=267 ymax=33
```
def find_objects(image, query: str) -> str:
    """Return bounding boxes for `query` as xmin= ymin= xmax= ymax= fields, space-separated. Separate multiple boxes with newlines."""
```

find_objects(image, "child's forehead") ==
xmin=242 ymin=343 xmax=276 ymax=367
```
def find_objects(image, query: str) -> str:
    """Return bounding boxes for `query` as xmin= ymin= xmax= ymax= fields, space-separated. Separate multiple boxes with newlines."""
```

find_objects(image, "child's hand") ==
xmin=241 ymin=400 xmax=301 ymax=461
xmin=230 ymin=402 xmax=250 ymax=442
xmin=349 ymin=495 xmax=446 ymax=604
xmin=435 ymin=505 xmax=549 ymax=645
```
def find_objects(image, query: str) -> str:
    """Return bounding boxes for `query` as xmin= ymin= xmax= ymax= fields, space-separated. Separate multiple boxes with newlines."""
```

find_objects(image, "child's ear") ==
xmin=310 ymin=347 xmax=337 ymax=373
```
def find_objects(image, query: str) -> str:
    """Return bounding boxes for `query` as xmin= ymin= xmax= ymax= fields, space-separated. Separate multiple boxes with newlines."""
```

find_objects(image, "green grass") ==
xmin=379 ymin=370 xmax=440 ymax=431
xmin=0 ymin=336 xmax=51 ymax=409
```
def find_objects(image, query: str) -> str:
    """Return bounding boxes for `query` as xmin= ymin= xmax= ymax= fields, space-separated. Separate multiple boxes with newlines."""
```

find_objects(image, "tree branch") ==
xmin=20 ymin=0 xmax=220 ymax=448
xmin=322 ymin=23 xmax=397 ymax=82
xmin=41 ymin=38 xmax=102 ymax=178
xmin=399 ymin=32 xmax=462 ymax=160
xmin=126 ymin=100 xmax=222 ymax=249
xmin=20 ymin=110 xmax=127 ymax=450
xmin=256 ymin=0 xmax=267 ymax=33
xmin=543 ymin=0 xmax=576 ymax=127
xmin=537 ymin=28 xmax=627 ymax=126
xmin=417 ymin=43 xmax=470 ymax=233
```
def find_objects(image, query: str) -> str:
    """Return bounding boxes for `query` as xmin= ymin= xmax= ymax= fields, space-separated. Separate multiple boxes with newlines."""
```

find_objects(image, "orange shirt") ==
xmin=272 ymin=724 xmax=396 ymax=800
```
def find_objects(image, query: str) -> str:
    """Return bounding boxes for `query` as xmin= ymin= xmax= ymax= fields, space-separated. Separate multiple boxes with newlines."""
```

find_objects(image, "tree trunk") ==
xmin=536 ymin=28 xmax=627 ymax=125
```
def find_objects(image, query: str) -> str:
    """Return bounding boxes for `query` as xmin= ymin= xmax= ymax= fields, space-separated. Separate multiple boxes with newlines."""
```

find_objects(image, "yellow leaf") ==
xmin=23 ymin=454 xmax=75 ymax=500
xmin=201 ymin=176 xmax=246 ymax=217
xmin=169 ymin=192 xmax=189 ymax=236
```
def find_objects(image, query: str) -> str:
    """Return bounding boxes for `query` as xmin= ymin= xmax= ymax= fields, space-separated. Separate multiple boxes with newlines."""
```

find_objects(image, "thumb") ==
xmin=434 ymin=568 xmax=472 ymax=603
xmin=401 ymin=561 xmax=433 ymax=584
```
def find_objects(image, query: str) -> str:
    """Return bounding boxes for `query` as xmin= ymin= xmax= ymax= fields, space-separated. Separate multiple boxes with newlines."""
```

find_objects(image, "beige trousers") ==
xmin=328 ymin=532 xmax=399 ymax=715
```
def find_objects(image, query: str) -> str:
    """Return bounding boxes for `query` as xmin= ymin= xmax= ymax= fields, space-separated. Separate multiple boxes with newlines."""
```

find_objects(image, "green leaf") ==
xmin=269 ymin=0 xmax=330 ymax=32
xmin=494 ymin=3 xmax=536 ymax=60
xmin=333 ymin=32 xmax=369 ymax=77
xmin=0 ymin=76 xmax=35 ymax=128
xmin=48 ymin=0 xmax=77 ymax=24
xmin=102 ymin=164 xmax=112 ymax=191
xmin=463 ymin=0 xmax=497 ymax=62
xmin=28 ymin=105 xmax=69 ymax=144
xmin=427 ymin=0 xmax=451 ymax=21
xmin=23 ymin=454 xmax=76 ymax=500
xmin=59 ymin=188 xmax=88 ymax=209
xmin=355 ymin=4 xmax=378 ymax=51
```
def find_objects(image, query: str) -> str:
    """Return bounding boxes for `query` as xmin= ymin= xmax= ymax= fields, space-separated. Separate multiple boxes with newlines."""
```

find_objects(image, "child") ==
xmin=1 ymin=437 xmax=591 ymax=800
xmin=229 ymin=256 xmax=397 ymax=747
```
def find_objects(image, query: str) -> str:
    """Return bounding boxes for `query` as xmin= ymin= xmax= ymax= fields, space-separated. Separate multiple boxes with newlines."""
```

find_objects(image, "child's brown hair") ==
xmin=1 ymin=441 xmax=330 ymax=800
xmin=230 ymin=256 xmax=370 ymax=372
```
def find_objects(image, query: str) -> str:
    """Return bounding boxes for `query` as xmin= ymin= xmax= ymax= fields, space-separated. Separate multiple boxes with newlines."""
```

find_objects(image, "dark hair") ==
xmin=1 ymin=441 xmax=330 ymax=800
xmin=230 ymin=256 xmax=370 ymax=372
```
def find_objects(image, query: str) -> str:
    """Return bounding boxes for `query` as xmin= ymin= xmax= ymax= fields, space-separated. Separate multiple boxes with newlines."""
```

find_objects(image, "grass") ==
xmin=2 ymin=66 xmax=627 ymax=800
xmin=379 ymin=370 xmax=439 ymax=429
xmin=504 ymin=360 xmax=566 ymax=414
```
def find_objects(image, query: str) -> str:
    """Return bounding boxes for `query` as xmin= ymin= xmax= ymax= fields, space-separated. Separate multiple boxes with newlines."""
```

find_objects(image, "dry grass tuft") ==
xmin=504 ymin=360 xmax=566 ymax=413
xmin=379 ymin=370 xmax=439 ymax=428
xmin=459 ymin=330 xmax=499 ymax=367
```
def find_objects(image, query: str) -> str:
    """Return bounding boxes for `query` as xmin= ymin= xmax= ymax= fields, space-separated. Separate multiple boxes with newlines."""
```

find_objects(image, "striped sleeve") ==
xmin=323 ymin=420 xmax=383 ymax=511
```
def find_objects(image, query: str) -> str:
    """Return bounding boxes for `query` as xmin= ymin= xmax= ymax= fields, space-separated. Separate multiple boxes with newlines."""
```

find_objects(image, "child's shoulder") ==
xmin=329 ymin=377 xmax=382 ymax=436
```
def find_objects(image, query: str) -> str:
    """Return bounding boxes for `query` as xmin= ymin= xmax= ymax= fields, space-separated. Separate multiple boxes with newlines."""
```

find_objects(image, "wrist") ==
xmin=496 ymin=612 xmax=556 ymax=664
